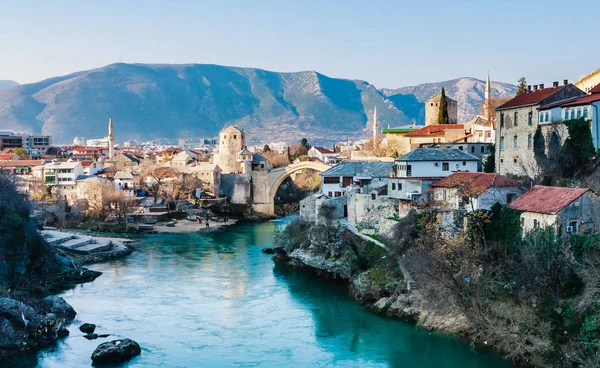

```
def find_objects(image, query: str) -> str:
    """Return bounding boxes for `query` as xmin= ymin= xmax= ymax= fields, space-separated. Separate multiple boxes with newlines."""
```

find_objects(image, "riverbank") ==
xmin=271 ymin=219 xmax=515 ymax=365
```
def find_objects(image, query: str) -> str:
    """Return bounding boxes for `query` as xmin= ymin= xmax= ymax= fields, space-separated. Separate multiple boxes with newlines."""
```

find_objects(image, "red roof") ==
xmin=0 ymin=154 xmax=17 ymax=160
xmin=313 ymin=146 xmax=334 ymax=154
xmin=430 ymin=172 xmax=521 ymax=195
xmin=590 ymin=83 xmax=600 ymax=94
xmin=0 ymin=160 xmax=43 ymax=167
xmin=496 ymin=87 xmax=564 ymax=110
xmin=158 ymin=148 xmax=183 ymax=155
xmin=404 ymin=124 xmax=464 ymax=137
xmin=558 ymin=93 xmax=600 ymax=108
xmin=80 ymin=160 xmax=96 ymax=167
xmin=509 ymin=185 xmax=590 ymax=214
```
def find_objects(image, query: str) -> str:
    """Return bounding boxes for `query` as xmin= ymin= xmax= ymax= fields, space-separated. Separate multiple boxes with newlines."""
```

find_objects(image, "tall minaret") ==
xmin=108 ymin=117 xmax=115 ymax=159
xmin=372 ymin=105 xmax=379 ymax=147
xmin=484 ymin=72 xmax=492 ymax=121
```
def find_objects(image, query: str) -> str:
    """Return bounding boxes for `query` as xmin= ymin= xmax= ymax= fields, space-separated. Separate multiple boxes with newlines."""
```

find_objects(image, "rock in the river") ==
xmin=41 ymin=296 xmax=76 ymax=320
xmin=79 ymin=323 xmax=96 ymax=334
xmin=83 ymin=334 xmax=98 ymax=340
xmin=261 ymin=247 xmax=275 ymax=254
xmin=91 ymin=338 xmax=141 ymax=364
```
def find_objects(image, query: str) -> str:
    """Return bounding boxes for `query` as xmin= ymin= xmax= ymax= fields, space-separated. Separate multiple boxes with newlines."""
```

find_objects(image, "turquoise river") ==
xmin=15 ymin=219 xmax=512 ymax=367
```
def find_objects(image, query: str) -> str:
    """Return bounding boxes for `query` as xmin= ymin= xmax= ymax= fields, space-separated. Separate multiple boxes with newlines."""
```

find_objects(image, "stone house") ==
xmin=494 ymin=81 xmax=585 ymax=177
xmin=81 ymin=161 xmax=103 ymax=176
xmin=429 ymin=172 xmax=524 ymax=231
xmin=155 ymin=148 xmax=183 ymax=164
xmin=300 ymin=193 xmax=347 ymax=226
xmin=509 ymin=185 xmax=600 ymax=235
xmin=382 ymin=125 xmax=418 ymax=156
xmin=185 ymin=163 xmax=222 ymax=196
xmin=320 ymin=161 xmax=394 ymax=198
xmin=104 ymin=153 xmax=141 ymax=170
xmin=346 ymin=187 xmax=399 ymax=233
xmin=425 ymin=91 xmax=458 ymax=125
xmin=388 ymin=148 xmax=480 ymax=202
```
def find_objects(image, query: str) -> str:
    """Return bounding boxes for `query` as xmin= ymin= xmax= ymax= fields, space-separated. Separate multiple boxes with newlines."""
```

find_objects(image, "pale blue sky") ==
xmin=1 ymin=0 xmax=598 ymax=88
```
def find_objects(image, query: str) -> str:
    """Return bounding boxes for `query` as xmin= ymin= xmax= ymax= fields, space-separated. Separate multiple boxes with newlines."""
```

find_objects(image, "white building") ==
xmin=43 ymin=161 xmax=84 ymax=201
xmin=388 ymin=148 xmax=480 ymax=201
xmin=320 ymin=161 xmax=395 ymax=198
xmin=308 ymin=146 xmax=339 ymax=164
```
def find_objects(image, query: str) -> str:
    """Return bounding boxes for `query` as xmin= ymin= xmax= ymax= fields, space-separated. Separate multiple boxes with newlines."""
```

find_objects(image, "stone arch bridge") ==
xmin=251 ymin=161 xmax=331 ymax=216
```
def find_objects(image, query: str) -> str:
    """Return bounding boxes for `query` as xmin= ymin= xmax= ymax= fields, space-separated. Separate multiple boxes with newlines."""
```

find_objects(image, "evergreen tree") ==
xmin=262 ymin=144 xmax=271 ymax=152
xmin=516 ymin=77 xmax=527 ymax=96
xmin=300 ymin=138 xmax=310 ymax=150
xmin=437 ymin=88 xmax=449 ymax=124
xmin=562 ymin=117 xmax=595 ymax=177
xmin=483 ymin=147 xmax=495 ymax=173
xmin=533 ymin=126 xmax=547 ymax=165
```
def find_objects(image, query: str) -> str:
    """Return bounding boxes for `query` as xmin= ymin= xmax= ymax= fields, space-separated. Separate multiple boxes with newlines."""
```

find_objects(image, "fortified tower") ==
xmin=425 ymin=90 xmax=458 ymax=125
xmin=213 ymin=126 xmax=245 ymax=174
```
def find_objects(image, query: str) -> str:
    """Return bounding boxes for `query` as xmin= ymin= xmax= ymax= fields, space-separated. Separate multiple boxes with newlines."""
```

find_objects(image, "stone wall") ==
xmin=300 ymin=194 xmax=346 ymax=226
xmin=347 ymin=190 xmax=399 ymax=231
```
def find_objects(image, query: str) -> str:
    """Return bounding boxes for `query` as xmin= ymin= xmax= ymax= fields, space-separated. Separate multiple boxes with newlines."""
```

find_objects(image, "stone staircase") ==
xmin=407 ymin=279 xmax=418 ymax=291
xmin=42 ymin=231 xmax=114 ymax=255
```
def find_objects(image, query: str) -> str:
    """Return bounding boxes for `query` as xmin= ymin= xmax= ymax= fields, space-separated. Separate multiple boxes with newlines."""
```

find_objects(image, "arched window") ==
xmin=539 ymin=113 xmax=544 ymax=123
xmin=584 ymin=107 xmax=589 ymax=118
xmin=545 ymin=112 xmax=549 ymax=122
xmin=565 ymin=110 xmax=570 ymax=120
xmin=577 ymin=108 xmax=582 ymax=118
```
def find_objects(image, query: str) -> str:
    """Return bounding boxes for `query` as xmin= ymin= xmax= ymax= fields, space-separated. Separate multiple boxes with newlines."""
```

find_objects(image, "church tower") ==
xmin=484 ymin=73 xmax=492 ymax=121
xmin=372 ymin=105 xmax=379 ymax=147
xmin=108 ymin=117 xmax=115 ymax=159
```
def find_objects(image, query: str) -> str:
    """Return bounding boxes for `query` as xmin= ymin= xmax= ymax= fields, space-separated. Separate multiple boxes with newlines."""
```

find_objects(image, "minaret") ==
xmin=484 ymin=72 xmax=492 ymax=121
xmin=372 ymin=105 xmax=379 ymax=147
xmin=108 ymin=117 xmax=115 ymax=159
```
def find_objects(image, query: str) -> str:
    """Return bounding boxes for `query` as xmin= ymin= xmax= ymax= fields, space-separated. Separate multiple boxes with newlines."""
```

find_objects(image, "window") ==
xmin=507 ymin=193 xmax=516 ymax=204
xmin=577 ymin=108 xmax=582 ymax=118
xmin=500 ymin=113 xmax=505 ymax=128
xmin=443 ymin=190 xmax=447 ymax=201
xmin=539 ymin=113 xmax=544 ymax=123
xmin=406 ymin=165 xmax=412 ymax=177
xmin=500 ymin=158 xmax=504 ymax=163
xmin=500 ymin=137 xmax=505 ymax=151
xmin=480 ymin=146 xmax=484 ymax=153
xmin=471 ymin=146 xmax=475 ymax=153
xmin=514 ymin=112 xmax=518 ymax=127
xmin=520 ymin=217 xmax=524 ymax=227
xmin=528 ymin=111 xmax=533 ymax=125
xmin=513 ymin=135 xmax=518 ymax=149
xmin=533 ymin=219 xmax=539 ymax=229
xmin=324 ymin=176 xmax=340 ymax=184
xmin=565 ymin=110 xmax=570 ymax=120
xmin=442 ymin=162 xmax=449 ymax=171
xmin=462 ymin=161 xmax=466 ymax=166
xmin=545 ymin=112 xmax=549 ymax=122
xmin=458 ymin=146 xmax=464 ymax=151
xmin=328 ymin=191 xmax=333 ymax=197
xmin=528 ymin=134 xmax=532 ymax=149
xmin=513 ymin=158 xmax=517 ymax=163
xmin=398 ymin=183 xmax=402 ymax=190
xmin=584 ymin=107 xmax=589 ymax=119
xmin=335 ymin=192 xmax=342 ymax=197
xmin=434 ymin=162 xmax=439 ymax=167
xmin=569 ymin=220 xmax=578 ymax=234
xmin=392 ymin=183 xmax=396 ymax=190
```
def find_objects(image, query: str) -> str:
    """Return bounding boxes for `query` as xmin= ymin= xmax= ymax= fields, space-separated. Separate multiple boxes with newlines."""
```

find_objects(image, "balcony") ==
xmin=44 ymin=176 xmax=56 ymax=184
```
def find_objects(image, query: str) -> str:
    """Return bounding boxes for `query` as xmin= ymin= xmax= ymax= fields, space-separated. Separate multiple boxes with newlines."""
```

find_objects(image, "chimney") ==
xmin=539 ymin=84 xmax=544 ymax=89
xmin=564 ymin=79 xmax=568 ymax=85
xmin=527 ymin=85 xmax=532 ymax=92
xmin=553 ymin=81 xmax=559 ymax=88
xmin=533 ymin=85 xmax=539 ymax=91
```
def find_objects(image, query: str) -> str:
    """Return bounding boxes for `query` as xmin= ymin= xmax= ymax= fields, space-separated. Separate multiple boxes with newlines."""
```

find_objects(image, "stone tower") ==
xmin=108 ymin=117 xmax=114 ymax=159
xmin=484 ymin=73 xmax=492 ymax=121
xmin=213 ymin=126 xmax=245 ymax=174
xmin=425 ymin=90 xmax=458 ymax=125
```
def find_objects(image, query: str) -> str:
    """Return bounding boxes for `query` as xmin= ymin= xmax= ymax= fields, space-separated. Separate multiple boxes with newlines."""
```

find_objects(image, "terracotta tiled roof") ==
xmin=496 ymin=87 xmax=564 ymax=110
xmin=558 ymin=93 xmax=600 ymax=108
xmin=404 ymin=124 xmax=465 ymax=137
xmin=430 ymin=172 xmax=521 ymax=195
xmin=0 ymin=160 xmax=43 ymax=167
xmin=0 ymin=154 xmax=17 ymax=160
xmin=313 ymin=146 xmax=334 ymax=154
xmin=509 ymin=185 xmax=590 ymax=214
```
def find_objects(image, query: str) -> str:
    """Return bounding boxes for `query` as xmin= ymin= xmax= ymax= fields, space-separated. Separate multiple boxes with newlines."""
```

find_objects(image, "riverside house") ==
xmin=320 ymin=161 xmax=395 ymax=198
xmin=509 ymin=185 xmax=600 ymax=235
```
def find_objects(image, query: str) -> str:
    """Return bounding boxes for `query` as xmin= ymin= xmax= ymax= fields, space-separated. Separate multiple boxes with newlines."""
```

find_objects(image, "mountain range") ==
xmin=0 ymin=80 xmax=19 ymax=91
xmin=0 ymin=64 xmax=516 ymax=145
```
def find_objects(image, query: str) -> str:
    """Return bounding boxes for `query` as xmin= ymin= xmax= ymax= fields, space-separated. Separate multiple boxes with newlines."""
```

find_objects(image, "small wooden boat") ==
xmin=166 ymin=221 xmax=175 ymax=227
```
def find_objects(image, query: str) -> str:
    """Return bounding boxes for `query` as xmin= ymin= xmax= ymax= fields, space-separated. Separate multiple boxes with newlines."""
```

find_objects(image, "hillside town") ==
xmin=2 ymin=67 xmax=600 ymax=367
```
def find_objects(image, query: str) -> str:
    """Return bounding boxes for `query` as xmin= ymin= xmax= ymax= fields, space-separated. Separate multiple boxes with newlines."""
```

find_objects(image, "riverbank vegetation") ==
xmin=391 ymin=206 xmax=600 ymax=367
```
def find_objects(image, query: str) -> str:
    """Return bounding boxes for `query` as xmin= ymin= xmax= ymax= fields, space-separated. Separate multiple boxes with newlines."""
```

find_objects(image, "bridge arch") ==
xmin=252 ymin=161 xmax=331 ymax=216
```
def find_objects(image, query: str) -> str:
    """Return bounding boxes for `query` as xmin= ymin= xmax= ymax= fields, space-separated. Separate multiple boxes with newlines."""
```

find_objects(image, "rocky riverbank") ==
xmin=0 ymin=250 xmax=102 ymax=362
xmin=271 ymin=219 xmax=484 ymax=359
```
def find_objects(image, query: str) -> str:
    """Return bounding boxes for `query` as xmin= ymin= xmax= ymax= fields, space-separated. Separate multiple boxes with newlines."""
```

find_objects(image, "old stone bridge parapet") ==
xmin=251 ymin=161 xmax=331 ymax=216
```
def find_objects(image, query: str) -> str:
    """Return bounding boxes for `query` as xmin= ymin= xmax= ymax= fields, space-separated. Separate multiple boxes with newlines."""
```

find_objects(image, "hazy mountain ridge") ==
xmin=0 ymin=80 xmax=19 ymax=91
xmin=0 ymin=64 xmax=516 ymax=144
